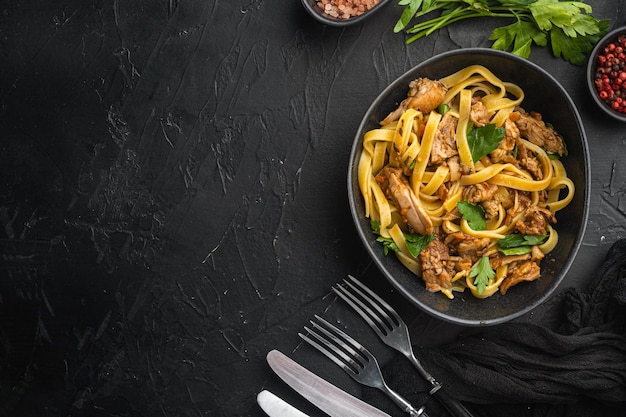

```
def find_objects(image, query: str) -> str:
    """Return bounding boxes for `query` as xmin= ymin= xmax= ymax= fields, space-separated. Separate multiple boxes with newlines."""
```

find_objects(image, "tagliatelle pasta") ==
xmin=358 ymin=65 xmax=575 ymax=299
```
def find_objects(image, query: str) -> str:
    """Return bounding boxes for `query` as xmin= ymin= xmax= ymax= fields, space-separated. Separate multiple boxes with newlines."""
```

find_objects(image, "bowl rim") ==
xmin=347 ymin=48 xmax=590 ymax=326
xmin=300 ymin=0 xmax=391 ymax=27
xmin=586 ymin=25 xmax=626 ymax=122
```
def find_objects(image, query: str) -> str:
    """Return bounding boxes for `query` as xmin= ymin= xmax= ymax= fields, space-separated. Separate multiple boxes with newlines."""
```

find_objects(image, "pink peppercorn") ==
xmin=594 ymin=34 xmax=626 ymax=114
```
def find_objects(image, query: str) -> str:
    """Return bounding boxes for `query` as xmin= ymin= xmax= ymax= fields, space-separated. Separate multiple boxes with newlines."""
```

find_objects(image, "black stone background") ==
xmin=1 ymin=1 xmax=625 ymax=416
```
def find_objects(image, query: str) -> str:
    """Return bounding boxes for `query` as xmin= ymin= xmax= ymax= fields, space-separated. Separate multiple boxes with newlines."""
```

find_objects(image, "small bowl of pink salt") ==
xmin=301 ymin=0 xmax=391 ymax=27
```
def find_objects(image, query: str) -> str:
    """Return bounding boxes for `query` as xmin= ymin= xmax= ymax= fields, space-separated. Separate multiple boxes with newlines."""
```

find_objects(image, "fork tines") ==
xmin=298 ymin=314 xmax=374 ymax=379
xmin=333 ymin=275 xmax=403 ymax=337
xmin=299 ymin=314 xmax=428 ymax=417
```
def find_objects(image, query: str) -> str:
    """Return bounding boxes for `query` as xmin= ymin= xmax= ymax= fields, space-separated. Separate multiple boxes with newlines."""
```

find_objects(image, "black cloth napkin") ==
xmin=364 ymin=239 xmax=626 ymax=417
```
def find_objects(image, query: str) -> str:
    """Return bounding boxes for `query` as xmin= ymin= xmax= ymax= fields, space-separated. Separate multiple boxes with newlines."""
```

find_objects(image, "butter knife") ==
xmin=257 ymin=390 xmax=310 ymax=417
xmin=266 ymin=349 xmax=400 ymax=417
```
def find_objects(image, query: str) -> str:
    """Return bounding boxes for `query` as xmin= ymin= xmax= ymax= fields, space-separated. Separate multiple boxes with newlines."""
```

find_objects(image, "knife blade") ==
xmin=257 ymin=390 xmax=310 ymax=417
xmin=266 ymin=349 xmax=393 ymax=417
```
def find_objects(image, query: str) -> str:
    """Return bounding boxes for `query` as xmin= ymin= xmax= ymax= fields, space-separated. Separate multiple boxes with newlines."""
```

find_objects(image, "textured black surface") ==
xmin=1 ymin=1 xmax=625 ymax=416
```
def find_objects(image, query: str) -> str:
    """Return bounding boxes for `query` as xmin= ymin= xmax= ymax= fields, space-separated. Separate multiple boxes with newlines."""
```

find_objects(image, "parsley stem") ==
xmin=406 ymin=10 xmax=517 ymax=43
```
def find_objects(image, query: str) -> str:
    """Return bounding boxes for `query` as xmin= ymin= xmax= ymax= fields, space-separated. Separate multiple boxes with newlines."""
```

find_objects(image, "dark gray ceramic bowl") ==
xmin=301 ymin=0 xmax=391 ymax=27
xmin=586 ymin=25 xmax=626 ymax=122
xmin=347 ymin=48 xmax=590 ymax=326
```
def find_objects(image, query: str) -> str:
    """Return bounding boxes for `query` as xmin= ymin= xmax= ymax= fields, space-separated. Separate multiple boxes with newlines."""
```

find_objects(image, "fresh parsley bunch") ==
xmin=394 ymin=0 xmax=610 ymax=65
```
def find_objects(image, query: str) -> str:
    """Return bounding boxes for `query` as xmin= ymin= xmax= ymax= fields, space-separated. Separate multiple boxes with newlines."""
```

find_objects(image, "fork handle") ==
xmin=380 ymin=383 xmax=429 ymax=417
xmin=406 ymin=354 xmax=474 ymax=417
xmin=429 ymin=384 xmax=474 ymax=417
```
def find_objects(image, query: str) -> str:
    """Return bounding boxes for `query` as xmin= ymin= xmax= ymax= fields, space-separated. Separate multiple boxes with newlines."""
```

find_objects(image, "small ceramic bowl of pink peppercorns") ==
xmin=587 ymin=25 xmax=626 ymax=122
xmin=301 ymin=0 xmax=391 ymax=27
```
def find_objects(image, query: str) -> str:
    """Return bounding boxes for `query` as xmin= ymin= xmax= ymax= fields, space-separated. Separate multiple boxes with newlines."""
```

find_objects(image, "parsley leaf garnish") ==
xmin=377 ymin=235 xmax=399 ymax=255
xmin=394 ymin=0 xmax=609 ymax=65
xmin=457 ymin=201 xmax=486 ymax=231
xmin=469 ymin=256 xmax=495 ymax=295
xmin=498 ymin=234 xmax=548 ymax=256
xmin=437 ymin=103 xmax=450 ymax=115
xmin=370 ymin=220 xmax=434 ymax=257
xmin=405 ymin=233 xmax=435 ymax=257
xmin=371 ymin=221 xmax=396 ymax=255
xmin=467 ymin=124 xmax=505 ymax=163
xmin=498 ymin=233 xmax=548 ymax=248
xmin=498 ymin=233 xmax=547 ymax=255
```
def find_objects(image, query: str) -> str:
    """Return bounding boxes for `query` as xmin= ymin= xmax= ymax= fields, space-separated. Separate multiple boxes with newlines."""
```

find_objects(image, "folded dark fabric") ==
xmin=364 ymin=239 xmax=626 ymax=417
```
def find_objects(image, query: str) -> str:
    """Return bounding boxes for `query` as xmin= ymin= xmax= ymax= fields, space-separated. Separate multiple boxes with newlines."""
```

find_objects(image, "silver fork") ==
xmin=299 ymin=314 xmax=428 ymax=417
xmin=333 ymin=275 xmax=474 ymax=417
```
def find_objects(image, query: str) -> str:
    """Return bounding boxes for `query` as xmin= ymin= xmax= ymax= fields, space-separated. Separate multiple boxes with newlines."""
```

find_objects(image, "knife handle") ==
xmin=429 ymin=384 xmax=473 ymax=417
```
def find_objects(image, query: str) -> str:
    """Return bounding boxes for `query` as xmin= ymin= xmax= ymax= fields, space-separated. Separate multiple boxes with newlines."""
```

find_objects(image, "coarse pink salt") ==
xmin=316 ymin=0 xmax=381 ymax=19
